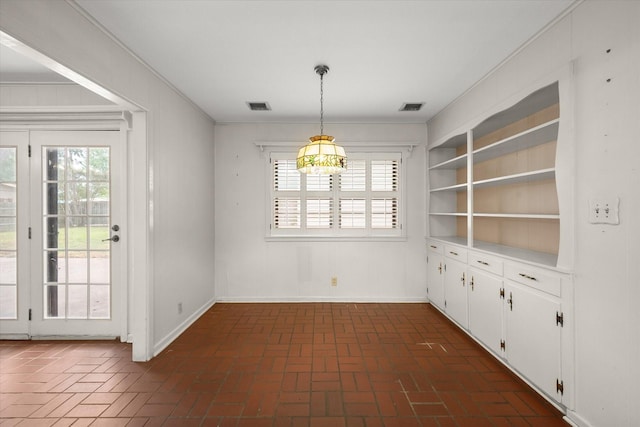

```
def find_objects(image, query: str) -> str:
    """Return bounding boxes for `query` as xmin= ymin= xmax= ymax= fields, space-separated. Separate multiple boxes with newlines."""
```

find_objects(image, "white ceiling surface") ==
xmin=0 ymin=44 xmax=71 ymax=83
xmin=4 ymin=1 xmax=575 ymax=124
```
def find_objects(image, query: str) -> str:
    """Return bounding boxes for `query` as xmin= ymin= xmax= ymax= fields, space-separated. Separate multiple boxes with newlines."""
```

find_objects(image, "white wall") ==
xmin=215 ymin=123 xmax=427 ymax=302
xmin=427 ymin=2 xmax=640 ymax=426
xmin=0 ymin=0 xmax=217 ymax=359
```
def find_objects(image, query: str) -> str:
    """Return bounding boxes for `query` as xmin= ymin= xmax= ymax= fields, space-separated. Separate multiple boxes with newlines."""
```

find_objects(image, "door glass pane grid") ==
xmin=0 ymin=147 xmax=18 ymax=319
xmin=42 ymin=146 xmax=111 ymax=320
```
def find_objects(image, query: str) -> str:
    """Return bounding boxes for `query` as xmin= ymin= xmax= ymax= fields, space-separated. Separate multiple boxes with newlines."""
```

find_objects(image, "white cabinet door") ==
xmin=427 ymin=252 xmax=445 ymax=310
xmin=505 ymin=282 xmax=562 ymax=401
xmin=444 ymin=258 xmax=468 ymax=328
xmin=468 ymin=268 xmax=504 ymax=356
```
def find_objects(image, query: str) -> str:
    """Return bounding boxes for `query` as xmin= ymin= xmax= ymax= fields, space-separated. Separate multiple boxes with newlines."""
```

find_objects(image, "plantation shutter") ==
xmin=270 ymin=152 xmax=402 ymax=237
xmin=273 ymin=159 xmax=300 ymax=229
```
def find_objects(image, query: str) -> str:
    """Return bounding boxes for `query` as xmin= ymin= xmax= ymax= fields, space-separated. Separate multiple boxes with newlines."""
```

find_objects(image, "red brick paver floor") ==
xmin=0 ymin=303 xmax=568 ymax=426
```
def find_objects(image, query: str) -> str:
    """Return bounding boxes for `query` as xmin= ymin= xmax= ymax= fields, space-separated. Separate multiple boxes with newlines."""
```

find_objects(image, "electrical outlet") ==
xmin=331 ymin=277 xmax=338 ymax=287
xmin=588 ymin=198 xmax=620 ymax=224
xmin=177 ymin=302 xmax=183 ymax=314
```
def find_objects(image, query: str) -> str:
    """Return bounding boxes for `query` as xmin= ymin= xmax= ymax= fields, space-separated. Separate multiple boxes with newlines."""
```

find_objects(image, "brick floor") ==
xmin=0 ymin=303 xmax=568 ymax=426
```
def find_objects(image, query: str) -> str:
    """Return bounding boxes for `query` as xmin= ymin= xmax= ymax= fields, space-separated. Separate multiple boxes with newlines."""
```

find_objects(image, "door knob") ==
xmin=112 ymin=225 xmax=120 ymax=232
xmin=102 ymin=235 xmax=120 ymax=243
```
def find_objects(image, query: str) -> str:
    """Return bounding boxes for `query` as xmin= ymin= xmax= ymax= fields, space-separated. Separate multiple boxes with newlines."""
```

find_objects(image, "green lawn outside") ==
xmin=0 ymin=226 xmax=110 ymax=252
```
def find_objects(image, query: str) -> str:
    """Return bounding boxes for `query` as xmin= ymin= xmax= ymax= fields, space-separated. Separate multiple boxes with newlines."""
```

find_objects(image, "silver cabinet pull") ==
xmin=519 ymin=273 xmax=537 ymax=281
xmin=477 ymin=260 xmax=489 ymax=266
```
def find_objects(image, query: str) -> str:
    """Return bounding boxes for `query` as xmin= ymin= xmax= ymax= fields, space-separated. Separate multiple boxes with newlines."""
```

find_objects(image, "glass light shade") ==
xmin=296 ymin=135 xmax=347 ymax=174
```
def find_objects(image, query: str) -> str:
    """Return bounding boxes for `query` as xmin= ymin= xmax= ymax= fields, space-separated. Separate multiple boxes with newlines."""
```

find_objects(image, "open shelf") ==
xmin=473 ymin=119 xmax=559 ymax=164
xmin=428 ymin=235 xmax=468 ymax=246
xmin=473 ymin=213 xmax=559 ymax=219
xmin=472 ymin=240 xmax=558 ymax=268
xmin=430 ymin=153 xmax=468 ymax=170
xmin=430 ymin=212 xmax=467 ymax=217
xmin=430 ymin=183 xmax=468 ymax=193
xmin=472 ymin=82 xmax=559 ymax=140
xmin=427 ymin=81 xmax=562 ymax=267
xmin=473 ymin=168 xmax=555 ymax=188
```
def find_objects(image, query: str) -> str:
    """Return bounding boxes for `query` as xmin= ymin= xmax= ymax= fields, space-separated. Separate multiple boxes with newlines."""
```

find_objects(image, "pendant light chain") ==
xmin=319 ymin=71 xmax=324 ymax=135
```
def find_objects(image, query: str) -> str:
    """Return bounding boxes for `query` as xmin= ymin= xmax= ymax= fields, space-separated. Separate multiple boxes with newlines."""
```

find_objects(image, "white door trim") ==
xmin=0 ymin=110 xmax=152 ymax=361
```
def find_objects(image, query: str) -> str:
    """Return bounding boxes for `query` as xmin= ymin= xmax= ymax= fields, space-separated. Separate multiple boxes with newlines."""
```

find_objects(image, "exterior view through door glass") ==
xmin=43 ymin=146 xmax=112 ymax=320
xmin=0 ymin=131 xmax=29 ymax=337
xmin=0 ymin=145 xmax=18 ymax=319
xmin=31 ymin=130 xmax=123 ymax=338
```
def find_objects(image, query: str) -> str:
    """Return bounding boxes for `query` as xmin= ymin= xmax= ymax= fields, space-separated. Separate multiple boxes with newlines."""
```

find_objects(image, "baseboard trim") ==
xmin=565 ymin=410 xmax=594 ymax=427
xmin=152 ymin=297 xmax=216 ymax=357
xmin=0 ymin=334 xmax=30 ymax=340
xmin=31 ymin=335 xmax=118 ymax=340
xmin=215 ymin=297 xmax=428 ymax=303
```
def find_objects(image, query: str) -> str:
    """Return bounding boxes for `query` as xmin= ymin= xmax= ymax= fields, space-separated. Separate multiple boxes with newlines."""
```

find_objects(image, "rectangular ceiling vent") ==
xmin=247 ymin=102 xmax=271 ymax=111
xmin=399 ymin=103 xmax=424 ymax=112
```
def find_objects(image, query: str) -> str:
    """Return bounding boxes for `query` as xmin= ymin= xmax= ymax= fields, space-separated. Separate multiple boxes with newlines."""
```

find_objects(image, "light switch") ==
xmin=588 ymin=197 xmax=620 ymax=224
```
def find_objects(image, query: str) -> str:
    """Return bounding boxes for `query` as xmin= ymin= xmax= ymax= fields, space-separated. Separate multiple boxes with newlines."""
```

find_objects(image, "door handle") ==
xmin=102 ymin=235 xmax=120 ymax=243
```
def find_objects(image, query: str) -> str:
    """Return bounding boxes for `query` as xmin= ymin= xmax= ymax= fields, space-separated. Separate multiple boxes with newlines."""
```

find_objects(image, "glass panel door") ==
xmin=29 ymin=130 xmax=124 ymax=338
xmin=0 ymin=131 xmax=30 ymax=337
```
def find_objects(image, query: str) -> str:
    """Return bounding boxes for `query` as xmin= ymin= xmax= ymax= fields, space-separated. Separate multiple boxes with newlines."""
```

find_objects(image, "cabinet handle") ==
xmin=449 ymin=251 xmax=458 ymax=256
xmin=430 ymin=245 xmax=438 ymax=249
xmin=461 ymin=272 xmax=465 ymax=286
xmin=438 ymin=263 xmax=442 ymax=274
xmin=508 ymin=292 xmax=513 ymax=311
xmin=470 ymin=276 xmax=474 ymax=291
xmin=477 ymin=260 xmax=489 ymax=266
xmin=518 ymin=273 xmax=537 ymax=281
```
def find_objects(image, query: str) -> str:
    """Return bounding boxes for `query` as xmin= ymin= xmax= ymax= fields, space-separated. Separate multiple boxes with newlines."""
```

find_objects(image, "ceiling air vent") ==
xmin=247 ymin=102 xmax=271 ymax=111
xmin=399 ymin=103 xmax=424 ymax=112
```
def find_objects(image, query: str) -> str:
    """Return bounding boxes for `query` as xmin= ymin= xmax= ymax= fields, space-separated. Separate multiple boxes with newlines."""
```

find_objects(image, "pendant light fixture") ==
xmin=297 ymin=65 xmax=347 ymax=175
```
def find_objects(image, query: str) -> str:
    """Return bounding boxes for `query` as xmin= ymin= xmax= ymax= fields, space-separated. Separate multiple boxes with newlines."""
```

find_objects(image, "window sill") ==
xmin=265 ymin=235 xmax=407 ymax=242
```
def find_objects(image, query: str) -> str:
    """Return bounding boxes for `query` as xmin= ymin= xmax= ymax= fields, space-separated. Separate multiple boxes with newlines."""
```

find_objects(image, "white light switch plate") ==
xmin=588 ymin=197 xmax=620 ymax=224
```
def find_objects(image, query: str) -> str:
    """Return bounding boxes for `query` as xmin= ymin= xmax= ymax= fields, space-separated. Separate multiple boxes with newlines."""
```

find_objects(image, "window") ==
xmin=269 ymin=152 xmax=403 ymax=239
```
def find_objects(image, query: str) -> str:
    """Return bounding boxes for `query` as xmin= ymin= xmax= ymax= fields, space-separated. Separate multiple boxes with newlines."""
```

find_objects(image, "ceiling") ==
xmin=2 ymin=0 xmax=576 ymax=124
xmin=0 ymin=44 xmax=71 ymax=83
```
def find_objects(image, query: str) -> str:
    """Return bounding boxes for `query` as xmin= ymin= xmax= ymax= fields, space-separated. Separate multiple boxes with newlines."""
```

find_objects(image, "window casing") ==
xmin=269 ymin=151 xmax=404 ymax=239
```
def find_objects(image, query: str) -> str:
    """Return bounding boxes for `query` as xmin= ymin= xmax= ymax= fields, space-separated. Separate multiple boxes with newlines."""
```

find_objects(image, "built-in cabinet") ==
xmin=426 ymin=81 xmax=573 ymax=411
xmin=427 ymin=241 xmax=468 ymax=328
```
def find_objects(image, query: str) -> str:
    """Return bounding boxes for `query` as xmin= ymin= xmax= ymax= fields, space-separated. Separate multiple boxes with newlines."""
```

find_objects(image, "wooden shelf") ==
xmin=473 ymin=168 xmax=555 ymax=188
xmin=429 ymin=154 xmax=468 ymax=170
xmin=427 ymin=235 xmax=468 ymax=246
xmin=428 ymin=82 xmax=561 ymax=267
xmin=472 ymin=240 xmax=558 ymax=268
xmin=472 ymin=82 xmax=559 ymax=140
xmin=431 ymin=132 xmax=467 ymax=150
xmin=430 ymin=212 xmax=467 ymax=217
xmin=473 ymin=119 xmax=559 ymax=164
xmin=430 ymin=183 xmax=468 ymax=193
xmin=473 ymin=213 xmax=559 ymax=219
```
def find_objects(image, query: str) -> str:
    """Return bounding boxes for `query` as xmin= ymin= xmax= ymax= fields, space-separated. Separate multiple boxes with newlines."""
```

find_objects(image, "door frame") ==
xmin=0 ymin=110 xmax=150 ymax=359
xmin=28 ymin=129 xmax=126 ymax=339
